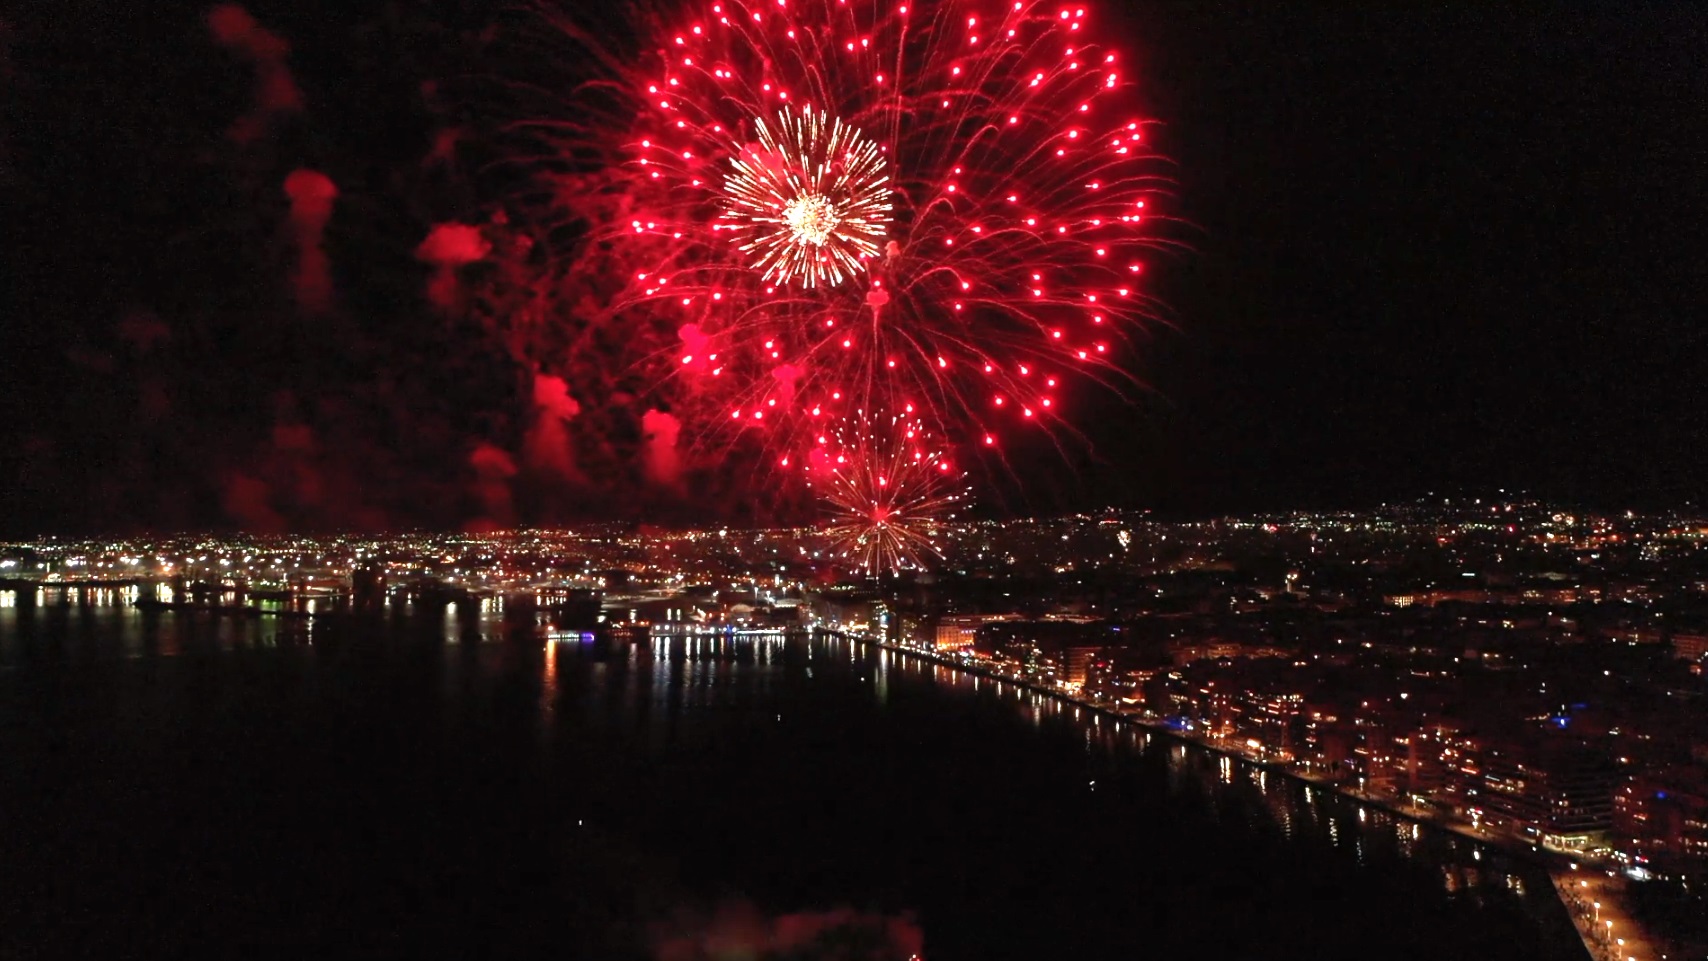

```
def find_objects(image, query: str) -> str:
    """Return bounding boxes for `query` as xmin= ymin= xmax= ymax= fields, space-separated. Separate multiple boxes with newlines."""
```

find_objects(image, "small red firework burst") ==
xmin=813 ymin=412 xmax=968 ymax=574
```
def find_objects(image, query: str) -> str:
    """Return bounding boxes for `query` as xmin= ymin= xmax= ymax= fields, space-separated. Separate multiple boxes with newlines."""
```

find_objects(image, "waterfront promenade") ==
xmin=1555 ymin=870 xmax=1664 ymax=961
xmin=819 ymin=624 xmax=1666 ymax=961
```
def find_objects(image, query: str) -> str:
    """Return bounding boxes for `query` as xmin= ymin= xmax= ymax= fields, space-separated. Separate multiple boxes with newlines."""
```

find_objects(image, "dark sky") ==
xmin=3 ymin=1 xmax=1706 ymax=533
xmin=1084 ymin=1 xmax=1708 ymax=515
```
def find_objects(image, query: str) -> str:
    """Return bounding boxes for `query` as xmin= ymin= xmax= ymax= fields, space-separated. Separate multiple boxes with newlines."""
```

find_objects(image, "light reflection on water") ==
xmin=0 ymin=585 xmax=303 ymax=662
xmin=0 ymin=597 xmax=1584 ymax=960
xmin=863 ymin=634 xmax=1555 ymax=907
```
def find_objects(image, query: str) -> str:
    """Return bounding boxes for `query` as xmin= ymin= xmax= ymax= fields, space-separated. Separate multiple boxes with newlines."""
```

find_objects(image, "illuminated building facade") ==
xmin=1475 ymin=744 xmax=1619 ymax=845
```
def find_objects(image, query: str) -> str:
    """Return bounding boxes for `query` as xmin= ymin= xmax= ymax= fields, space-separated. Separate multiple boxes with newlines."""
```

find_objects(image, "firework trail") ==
xmin=519 ymin=0 xmax=1170 ymax=478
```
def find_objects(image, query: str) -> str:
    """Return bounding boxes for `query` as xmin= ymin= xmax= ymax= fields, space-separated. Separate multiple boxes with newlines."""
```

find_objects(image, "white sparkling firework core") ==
xmin=720 ymin=105 xmax=891 ymax=288
xmin=783 ymin=194 xmax=842 ymax=246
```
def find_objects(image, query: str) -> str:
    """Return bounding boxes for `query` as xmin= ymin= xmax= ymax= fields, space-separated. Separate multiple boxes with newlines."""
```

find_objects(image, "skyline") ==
xmin=6 ymin=486 xmax=1707 ymax=957
xmin=3 ymin=1 xmax=1705 ymax=535
xmin=9 ymin=6 xmax=1706 ymax=954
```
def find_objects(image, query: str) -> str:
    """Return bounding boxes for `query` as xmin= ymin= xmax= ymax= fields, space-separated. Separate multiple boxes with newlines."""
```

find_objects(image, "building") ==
xmin=811 ymin=592 xmax=883 ymax=633
xmin=974 ymin=619 xmax=1116 ymax=686
xmin=1055 ymin=644 xmax=1101 ymax=687
xmin=934 ymin=615 xmax=983 ymax=652
xmin=1671 ymin=632 xmax=1708 ymax=662
xmin=1398 ymin=730 xmax=1448 ymax=799
xmin=1475 ymin=742 xmax=1620 ymax=845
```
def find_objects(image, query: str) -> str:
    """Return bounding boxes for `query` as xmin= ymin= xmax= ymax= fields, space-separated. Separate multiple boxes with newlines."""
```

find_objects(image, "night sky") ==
xmin=4 ymin=1 xmax=1705 ymax=534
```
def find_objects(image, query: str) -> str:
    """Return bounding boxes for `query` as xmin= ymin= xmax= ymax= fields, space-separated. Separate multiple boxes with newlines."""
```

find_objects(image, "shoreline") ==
xmin=820 ymin=627 xmax=1543 ymax=858
xmin=821 ymin=626 xmax=1655 ymax=961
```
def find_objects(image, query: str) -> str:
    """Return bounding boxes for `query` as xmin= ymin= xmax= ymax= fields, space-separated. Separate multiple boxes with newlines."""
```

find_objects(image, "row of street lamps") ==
xmin=1570 ymin=875 xmax=1647 ymax=961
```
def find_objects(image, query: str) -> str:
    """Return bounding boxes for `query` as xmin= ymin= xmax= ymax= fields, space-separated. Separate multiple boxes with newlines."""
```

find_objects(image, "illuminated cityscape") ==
xmin=6 ymin=498 xmax=1708 ymax=958
xmin=5 ymin=0 xmax=1704 ymax=956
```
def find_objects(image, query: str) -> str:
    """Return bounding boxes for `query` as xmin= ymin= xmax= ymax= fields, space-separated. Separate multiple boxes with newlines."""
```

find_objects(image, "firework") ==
xmin=530 ymin=0 xmax=1169 ymax=470
xmin=722 ymin=105 xmax=892 ymax=288
xmin=816 ymin=413 xmax=967 ymax=574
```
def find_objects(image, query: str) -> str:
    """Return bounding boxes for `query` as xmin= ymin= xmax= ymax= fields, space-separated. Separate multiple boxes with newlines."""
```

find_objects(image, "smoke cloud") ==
xmin=221 ymin=471 xmax=286 ymax=533
xmin=468 ymin=442 xmax=518 ymax=531
xmin=525 ymin=372 xmax=582 ymax=482
xmin=116 ymin=311 xmax=171 ymax=354
xmin=416 ymin=222 xmax=492 ymax=311
xmin=652 ymin=903 xmax=923 ymax=961
xmin=206 ymin=4 xmax=302 ymax=143
xmin=283 ymin=169 xmax=337 ymax=313
xmin=641 ymin=409 xmax=682 ymax=489
xmin=770 ymin=363 xmax=803 ymax=410
xmin=216 ymin=416 xmax=390 ymax=531
xmin=678 ymin=323 xmax=711 ymax=376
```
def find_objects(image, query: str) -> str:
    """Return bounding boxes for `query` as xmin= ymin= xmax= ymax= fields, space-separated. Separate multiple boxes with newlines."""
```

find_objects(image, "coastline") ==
xmin=823 ymin=627 xmax=1538 ymax=854
xmin=821 ymin=625 xmax=1659 ymax=961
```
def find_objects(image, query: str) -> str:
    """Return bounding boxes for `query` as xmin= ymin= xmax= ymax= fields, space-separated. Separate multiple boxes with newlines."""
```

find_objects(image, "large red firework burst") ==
xmin=585 ymin=0 xmax=1168 ymax=467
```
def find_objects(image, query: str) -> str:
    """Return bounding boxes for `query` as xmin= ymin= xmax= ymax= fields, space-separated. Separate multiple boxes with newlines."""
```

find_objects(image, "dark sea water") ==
xmin=0 ymin=589 xmax=1588 ymax=960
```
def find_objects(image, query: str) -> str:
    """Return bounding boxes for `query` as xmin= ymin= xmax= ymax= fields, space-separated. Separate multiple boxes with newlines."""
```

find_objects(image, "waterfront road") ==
xmin=1557 ymin=869 xmax=1665 ymax=961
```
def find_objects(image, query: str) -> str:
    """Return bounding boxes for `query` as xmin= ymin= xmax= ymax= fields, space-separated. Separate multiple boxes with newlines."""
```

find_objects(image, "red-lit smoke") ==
xmin=116 ymin=311 xmax=171 ymax=354
xmin=416 ymin=222 xmax=492 ymax=311
xmin=468 ymin=442 xmax=519 ymax=531
xmin=526 ymin=372 xmax=582 ymax=481
xmin=283 ymin=169 xmax=337 ymax=313
xmin=222 ymin=471 xmax=287 ymax=533
xmin=641 ymin=409 xmax=682 ymax=488
xmin=206 ymin=4 xmax=302 ymax=143
xmin=652 ymin=902 xmax=924 ymax=961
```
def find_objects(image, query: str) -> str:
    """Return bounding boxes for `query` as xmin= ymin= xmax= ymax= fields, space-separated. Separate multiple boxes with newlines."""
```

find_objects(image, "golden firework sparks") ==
xmin=721 ymin=105 xmax=891 ymax=288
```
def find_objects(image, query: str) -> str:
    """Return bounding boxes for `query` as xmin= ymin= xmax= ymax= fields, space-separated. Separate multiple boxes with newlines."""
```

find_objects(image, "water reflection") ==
xmin=0 ymin=591 xmax=1551 ymax=913
xmin=0 ymin=600 xmax=1582 ymax=961
xmin=0 ymin=584 xmax=310 ymax=665
xmin=858 ymin=636 xmax=1564 ymax=913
